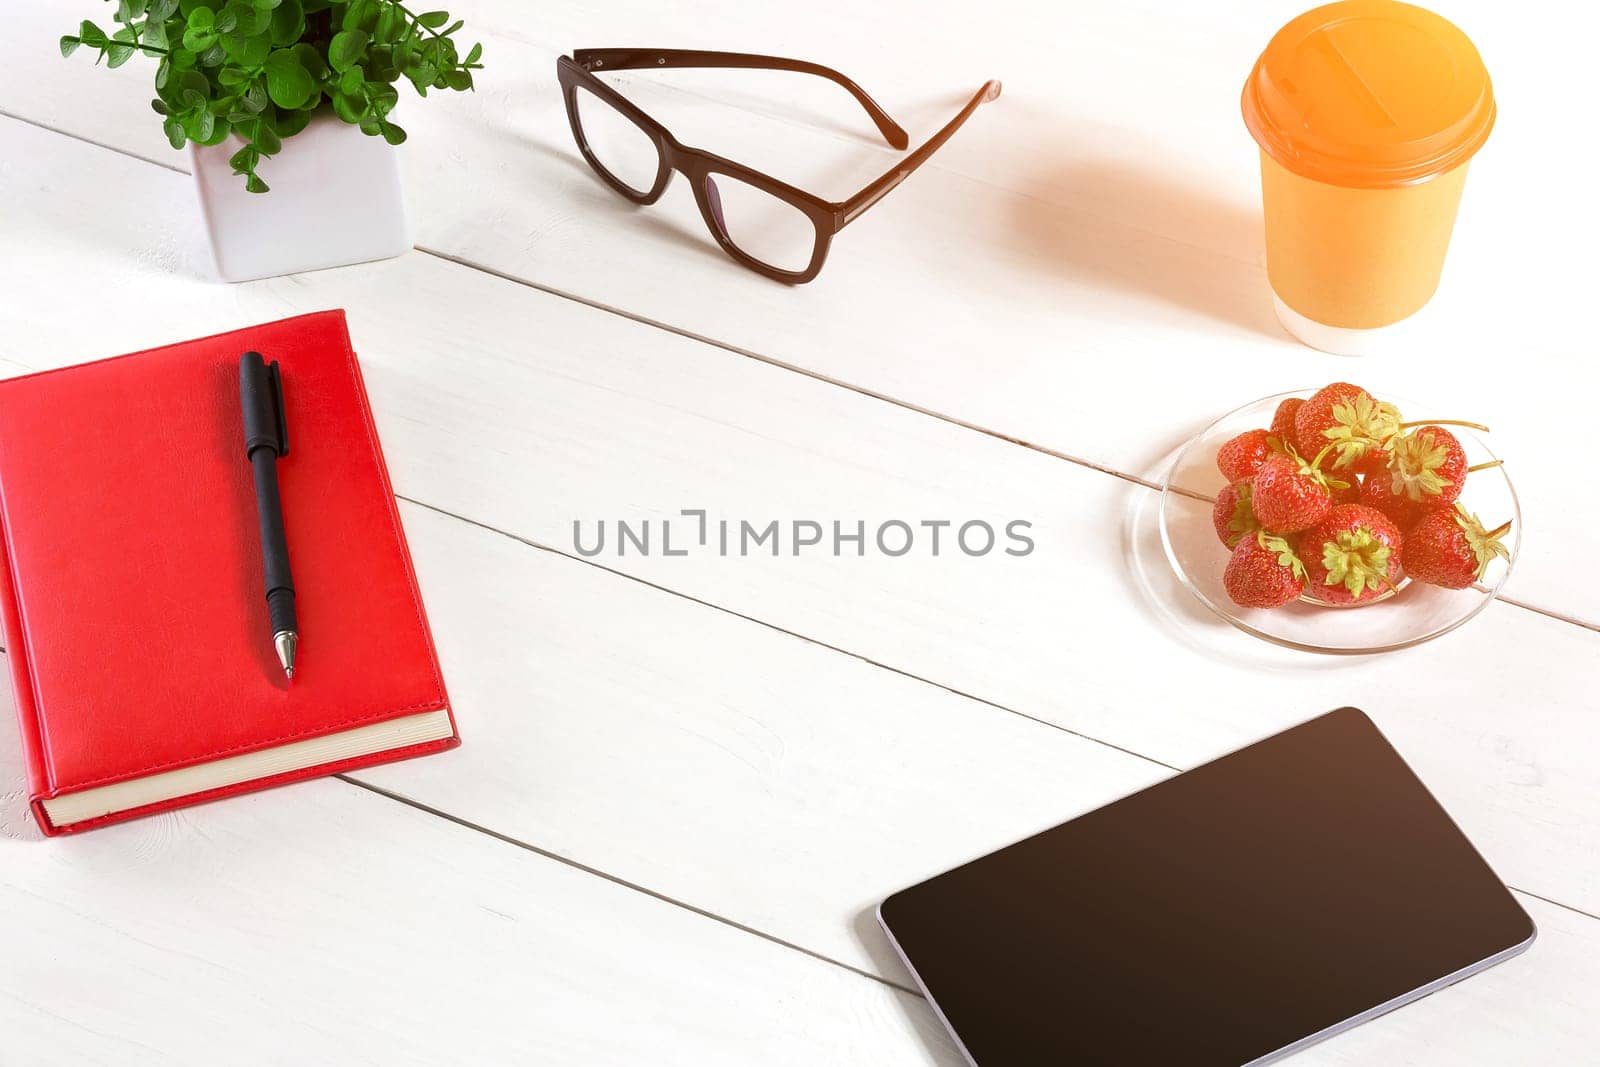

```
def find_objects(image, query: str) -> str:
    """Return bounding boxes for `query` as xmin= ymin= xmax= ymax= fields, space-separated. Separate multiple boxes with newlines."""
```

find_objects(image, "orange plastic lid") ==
xmin=1242 ymin=0 xmax=1494 ymax=188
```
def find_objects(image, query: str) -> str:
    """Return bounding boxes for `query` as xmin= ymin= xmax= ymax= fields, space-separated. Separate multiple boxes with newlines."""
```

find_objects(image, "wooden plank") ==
xmin=0 ymin=116 xmax=1595 ymax=934
xmin=384 ymin=500 xmax=1172 ymax=981
xmin=3 ymin=509 xmax=1597 ymax=1065
xmin=1 ymin=116 xmax=1597 ymax=1061
xmin=5 ymin=2 xmax=1596 ymax=621
xmin=0 ymin=689 xmax=958 ymax=1066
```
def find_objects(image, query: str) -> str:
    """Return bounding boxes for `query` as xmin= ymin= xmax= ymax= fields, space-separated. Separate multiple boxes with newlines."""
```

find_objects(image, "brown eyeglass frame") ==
xmin=557 ymin=48 xmax=1001 ymax=284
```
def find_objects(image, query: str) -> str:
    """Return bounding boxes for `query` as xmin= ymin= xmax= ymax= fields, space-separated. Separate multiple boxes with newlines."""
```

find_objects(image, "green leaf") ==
xmin=155 ymin=57 xmax=172 ymax=88
xmin=275 ymin=108 xmax=311 ymax=137
xmin=142 ymin=19 xmax=169 ymax=49
xmin=150 ymin=0 xmax=181 ymax=19
xmin=186 ymin=6 xmax=215 ymax=30
xmin=242 ymin=80 xmax=268 ymax=112
xmin=227 ymin=33 xmax=271 ymax=66
xmin=269 ymin=0 xmax=304 ymax=44
xmin=290 ymin=41 xmax=328 ymax=79
xmin=177 ymin=71 xmax=210 ymax=109
xmin=444 ymin=68 xmax=470 ymax=91
xmin=416 ymin=10 xmax=448 ymax=28
xmin=378 ymin=119 xmax=406 ymax=145
xmin=224 ymin=0 xmax=270 ymax=36
xmin=264 ymin=48 xmax=314 ymax=108
xmin=328 ymin=29 xmax=369 ymax=72
xmin=59 ymin=36 xmax=82 ymax=58
xmin=374 ymin=4 xmax=400 ymax=42
xmin=253 ymin=117 xmax=282 ymax=154
xmin=341 ymin=0 xmax=371 ymax=30
xmin=464 ymin=42 xmax=481 ymax=65
xmin=79 ymin=20 xmax=109 ymax=48
xmin=151 ymin=98 xmax=171 ymax=115
xmin=245 ymin=173 xmax=269 ymax=193
xmin=228 ymin=145 xmax=258 ymax=172
xmin=106 ymin=41 xmax=137 ymax=68
xmin=331 ymin=90 xmax=363 ymax=123
xmin=363 ymin=48 xmax=397 ymax=83
xmin=218 ymin=65 xmax=249 ymax=86
xmin=162 ymin=115 xmax=186 ymax=148
xmin=197 ymin=116 xmax=232 ymax=145
xmin=186 ymin=107 xmax=216 ymax=142
xmin=338 ymin=66 xmax=363 ymax=95
xmin=181 ymin=24 xmax=215 ymax=52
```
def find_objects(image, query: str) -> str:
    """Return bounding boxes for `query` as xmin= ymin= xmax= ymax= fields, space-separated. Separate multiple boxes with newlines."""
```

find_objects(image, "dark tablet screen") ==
xmin=879 ymin=708 xmax=1534 ymax=1066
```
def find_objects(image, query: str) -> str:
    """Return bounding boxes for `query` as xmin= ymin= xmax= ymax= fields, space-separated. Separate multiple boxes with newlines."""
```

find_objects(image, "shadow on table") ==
xmin=1006 ymin=155 xmax=1284 ymax=340
xmin=1118 ymin=449 xmax=1366 ymax=674
xmin=850 ymin=903 xmax=968 ymax=1066
xmin=0 ymin=673 xmax=46 ymax=844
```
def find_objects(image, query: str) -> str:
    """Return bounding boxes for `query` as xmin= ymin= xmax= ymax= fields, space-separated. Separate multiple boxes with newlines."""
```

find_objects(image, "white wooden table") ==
xmin=2 ymin=2 xmax=1597 ymax=1063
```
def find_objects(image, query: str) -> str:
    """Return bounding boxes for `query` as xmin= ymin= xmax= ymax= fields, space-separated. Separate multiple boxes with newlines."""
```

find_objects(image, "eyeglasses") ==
xmin=557 ymin=49 xmax=1001 ymax=284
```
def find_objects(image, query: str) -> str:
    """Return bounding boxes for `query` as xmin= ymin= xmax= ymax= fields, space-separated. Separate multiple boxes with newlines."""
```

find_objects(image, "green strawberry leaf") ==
xmin=1388 ymin=430 xmax=1455 ymax=501
xmin=1455 ymin=505 xmax=1512 ymax=577
xmin=1228 ymin=483 xmax=1260 ymax=542
xmin=1259 ymin=531 xmax=1306 ymax=581
xmin=1322 ymin=395 xmax=1402 ymax=469
xmin=1321 ymin=528 xmax=1391 ymax=598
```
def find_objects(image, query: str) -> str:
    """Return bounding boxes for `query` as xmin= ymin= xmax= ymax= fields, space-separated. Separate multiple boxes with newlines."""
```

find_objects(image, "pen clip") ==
xmin=241 ymin=351 xmax=289 ymax=459
xmin=266 ymin=360 xmax=288 ymax=458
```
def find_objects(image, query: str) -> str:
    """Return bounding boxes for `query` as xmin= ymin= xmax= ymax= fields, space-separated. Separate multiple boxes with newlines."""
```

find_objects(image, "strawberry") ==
xmin=1216 ymin=429 xmax=1280 ymax=483
xmin=1358 ymin=472 xmax=1425 ymax=530
xmin=1348 ymin=447 xmax=1391 ymax=480
xmin=1331 ymin=478 xmax=1362 ymax=506
xmin=1378 ymin=425 xmax=1468 ymax=507
xmin=1405 ymin=505 xmax=1512 ymax=589
xmin=1270 ymin=397 xmax=1304 ymax=442
xmin=1224 ymin=530 xmax=1307 ymax=608
xmin=1212 ymin=480 xmax=1260 ymax=548
xmin=1293 ymin=382 xmax=1401 ymax=473
xmin=1252 ymin=448 xmax=1349 ymax=534
xmin=1298 ymin=504 xmax=1404 ymax=606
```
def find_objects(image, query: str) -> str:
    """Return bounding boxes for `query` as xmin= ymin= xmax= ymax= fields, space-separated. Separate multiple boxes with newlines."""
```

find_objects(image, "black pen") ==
xmin=239 ymin=352 xmax=299 ymax=680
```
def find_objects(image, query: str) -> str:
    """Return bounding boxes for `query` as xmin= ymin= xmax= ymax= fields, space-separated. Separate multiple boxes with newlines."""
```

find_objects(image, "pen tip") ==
xmin=274 ymin=631 xmax=299 ymax=683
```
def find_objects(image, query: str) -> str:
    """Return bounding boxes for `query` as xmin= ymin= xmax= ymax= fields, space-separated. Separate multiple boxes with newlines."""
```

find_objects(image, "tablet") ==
xmin=879 ymin=707 xmax=1534 ymax=1066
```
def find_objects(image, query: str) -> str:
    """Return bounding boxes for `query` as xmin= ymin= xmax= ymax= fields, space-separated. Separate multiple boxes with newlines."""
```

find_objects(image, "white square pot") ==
xmin=189 ymin=112 xmax=411 ymax=282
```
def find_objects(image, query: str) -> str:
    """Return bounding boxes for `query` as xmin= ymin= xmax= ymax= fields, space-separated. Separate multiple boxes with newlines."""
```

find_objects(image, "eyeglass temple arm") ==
xmin=834 ymin=80 xmax=1001 ymax=232
xmin=572 ymin=48 xmax=909 ymax=150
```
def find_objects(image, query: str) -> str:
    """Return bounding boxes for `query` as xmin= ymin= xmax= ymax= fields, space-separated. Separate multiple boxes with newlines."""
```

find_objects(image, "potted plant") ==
xmin=61 ymin=0 xmax=484 ymax=281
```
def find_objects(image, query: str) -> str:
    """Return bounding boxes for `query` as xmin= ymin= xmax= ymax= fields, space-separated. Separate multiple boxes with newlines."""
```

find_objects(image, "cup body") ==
xmin=1261 ymin=150 xmax=1469 ymax=334
xmin=1242 ymin=1 xmax=1494 ymax=353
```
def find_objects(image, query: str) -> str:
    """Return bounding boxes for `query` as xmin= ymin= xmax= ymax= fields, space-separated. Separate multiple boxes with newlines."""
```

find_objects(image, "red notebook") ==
xmin=0 ymin=310 xmax=458 ymax=835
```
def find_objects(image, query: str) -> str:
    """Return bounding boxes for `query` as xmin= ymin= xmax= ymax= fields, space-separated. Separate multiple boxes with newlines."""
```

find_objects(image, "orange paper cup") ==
xmin=1242 ymin=1 xmax=1495 ymax=354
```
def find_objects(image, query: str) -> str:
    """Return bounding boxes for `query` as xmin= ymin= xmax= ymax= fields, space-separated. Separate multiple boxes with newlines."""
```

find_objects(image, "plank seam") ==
xmin=0 ymin=107 xmax=1592 ymax=631
xmin=395 ymin=494 xmax=1180 ymax=774
xmin=335 ymin=773 xmax=925 ymax=998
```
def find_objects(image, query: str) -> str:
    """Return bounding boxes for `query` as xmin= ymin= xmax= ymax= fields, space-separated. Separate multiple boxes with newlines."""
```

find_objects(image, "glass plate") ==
xmin=1158 ymin=390 xmax=1520 ymax=654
